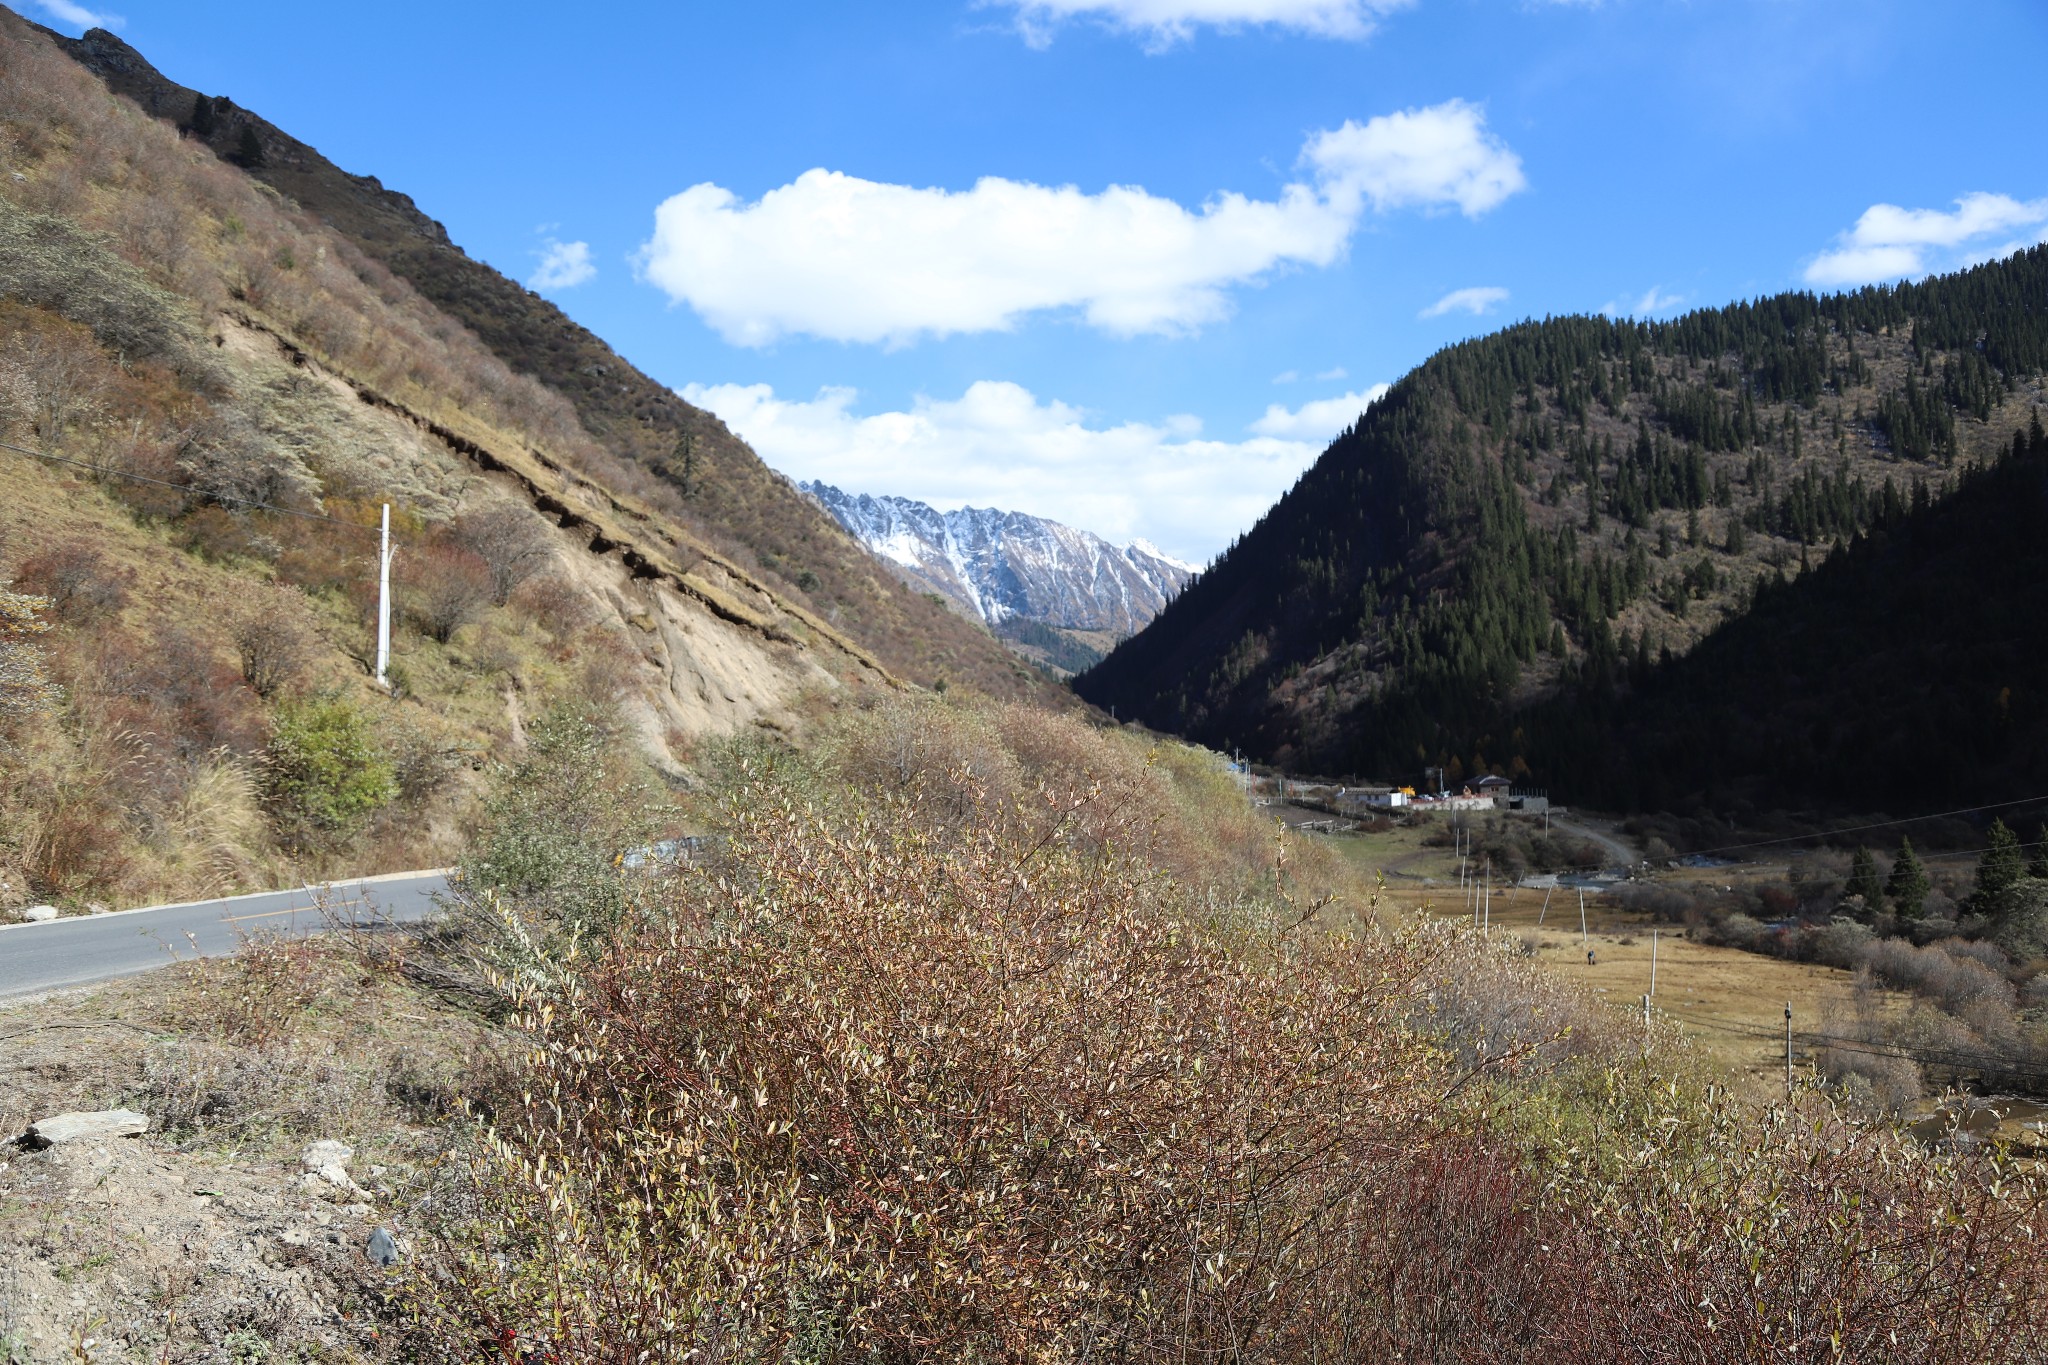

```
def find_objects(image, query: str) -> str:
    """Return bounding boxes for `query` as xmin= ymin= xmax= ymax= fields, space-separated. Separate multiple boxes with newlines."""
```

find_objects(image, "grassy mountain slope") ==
xmin=40 ymin=20 xmax=1049 ymax=701
xmin=1077 ymin=248 xmax=2048 ymax=798
xmin=0 ymin=10 xmax=1024 ymax=912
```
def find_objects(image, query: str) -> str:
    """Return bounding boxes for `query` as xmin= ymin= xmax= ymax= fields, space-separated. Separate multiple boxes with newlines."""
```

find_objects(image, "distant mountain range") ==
xmin=803 ymin=482 xmax=1195 ymax=672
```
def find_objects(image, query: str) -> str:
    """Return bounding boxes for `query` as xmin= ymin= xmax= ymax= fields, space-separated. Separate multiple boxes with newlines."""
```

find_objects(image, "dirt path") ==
xmin=1549 ymin=812 xmax=1638 ymax=870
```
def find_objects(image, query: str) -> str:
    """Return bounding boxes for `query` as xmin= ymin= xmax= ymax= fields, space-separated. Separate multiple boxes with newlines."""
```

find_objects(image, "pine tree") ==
xmin=2030 ymin=823 xmax=2048 ymax=880
xmin=1885 ymin=837 xmax=1930 ymax=920
xmin=1842 ymin=846 xmax=1883 ymax=915
xmin=236 ymin=125 xmax=265 ymax=168
xmin=672 ymin=434 xmax=698 ymax=498
xmin=187 ymin=91 xmax=216 ymax=138
xmin=1968 ymin=819 xmax=2025 ymax=920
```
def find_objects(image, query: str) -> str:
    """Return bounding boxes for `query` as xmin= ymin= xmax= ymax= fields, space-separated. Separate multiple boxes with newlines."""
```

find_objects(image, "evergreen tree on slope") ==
xmin=1885 ymin=838 xmax=1931 ymax=921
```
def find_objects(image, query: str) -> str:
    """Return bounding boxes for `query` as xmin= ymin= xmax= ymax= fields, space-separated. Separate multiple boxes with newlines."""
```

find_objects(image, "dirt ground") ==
xmin=0 ymin=941 xmax=486 ymax=1363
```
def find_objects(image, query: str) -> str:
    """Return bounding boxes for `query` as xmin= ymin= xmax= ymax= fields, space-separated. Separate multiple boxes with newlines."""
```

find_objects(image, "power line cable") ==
xmin=1659 ymin=794 xmax=2048 ymax=863
xmin=0 ymin=437 xmax=380 ymax=533
xmin=1915 ymin=838 xmax=2048 ymax=866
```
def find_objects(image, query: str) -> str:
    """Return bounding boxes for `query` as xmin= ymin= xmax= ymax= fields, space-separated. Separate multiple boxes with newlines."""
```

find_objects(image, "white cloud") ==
xmin=1601 ymin=285 xmax=1685 ymax=318
xmin=527 ymin=239 xmax=595 ymax=291
xmin=1302 ymin=101 xmax=1527 ymax=217
xmin=681 ymin=379 xmax=1333 ymax=563
xmin=1272 ymin=369 xmax=1300 ymax=384
xmin=995 ymin=0 xmax=1411 ymax=47
xmin=642 ymin=171 xmax=1347 ymax=346
xmin=1420 ymin=285 xmax=1508 ymax=318
xmin=1805 ymin=192 xmax=2048 ymax=287
xmin=28 ymin=0 xmax=122 ymax=28
xmin=1248 ymin=384 xmax=1390 ymax=439
xmin=638 ymin=100 xmax=1525 ymax=348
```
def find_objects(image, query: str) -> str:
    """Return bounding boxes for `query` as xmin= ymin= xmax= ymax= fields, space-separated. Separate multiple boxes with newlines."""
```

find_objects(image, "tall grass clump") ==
xmin=400 ymin=698 xmax=666 ymax=1003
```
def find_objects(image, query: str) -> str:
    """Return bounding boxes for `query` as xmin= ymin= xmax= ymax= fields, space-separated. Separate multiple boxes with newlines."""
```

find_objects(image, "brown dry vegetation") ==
xmin=371 ymin=694 xmax=2048 ymax=1362
xmin=10 ymin=696 xmax=2048 ymax=1359
xmin=0 ymin=434 xmax=621 ymax=907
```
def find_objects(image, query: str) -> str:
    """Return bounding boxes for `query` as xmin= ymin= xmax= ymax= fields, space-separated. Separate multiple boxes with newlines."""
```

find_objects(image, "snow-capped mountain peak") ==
xmin=802 ymin=482 xmax=1194 ymax=636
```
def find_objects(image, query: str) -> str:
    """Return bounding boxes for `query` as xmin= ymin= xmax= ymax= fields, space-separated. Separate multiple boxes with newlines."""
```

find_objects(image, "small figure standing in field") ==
xmin=1587 ymin=948 xmax=1597 ymax=966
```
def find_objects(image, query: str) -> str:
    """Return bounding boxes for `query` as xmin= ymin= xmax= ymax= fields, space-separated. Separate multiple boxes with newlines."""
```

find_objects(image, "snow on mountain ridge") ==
xmin=803 ymin=482 xmax=1194 ymax=635
xmin=1128 ymin=539 xmax=1199 ymax=574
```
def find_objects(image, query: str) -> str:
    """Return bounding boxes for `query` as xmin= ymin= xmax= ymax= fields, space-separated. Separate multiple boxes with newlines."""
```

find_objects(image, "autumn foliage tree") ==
xmin=404 ymin=540 xmax=494 ymax=644
xmin=452 ymin=502 xmax=554 ymax=606
xmin=261 ymin=695 xmax=395 ymax=846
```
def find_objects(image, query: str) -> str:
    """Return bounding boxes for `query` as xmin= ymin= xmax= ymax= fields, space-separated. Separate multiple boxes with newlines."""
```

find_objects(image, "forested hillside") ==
xmin=1526 ymin=416 xmax=2048 ymax=817
xmin=38 ymin=22 xmax=1047 ymax=701
xmin=1077 ymin=247 xmax=2048 ymax=805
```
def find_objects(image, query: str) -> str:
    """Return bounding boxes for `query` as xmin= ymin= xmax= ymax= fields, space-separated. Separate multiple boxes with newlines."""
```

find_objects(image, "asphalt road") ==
xmin=0 ymin=870 xmax=454 ymax=1000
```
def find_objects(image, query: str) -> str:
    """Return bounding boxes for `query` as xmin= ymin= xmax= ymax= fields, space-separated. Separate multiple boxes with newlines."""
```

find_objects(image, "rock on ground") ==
xmin=21 ymin=1108 xmax=148 ymax=1146
xmin=299 ymin=1138 xmax=370 ymax=1200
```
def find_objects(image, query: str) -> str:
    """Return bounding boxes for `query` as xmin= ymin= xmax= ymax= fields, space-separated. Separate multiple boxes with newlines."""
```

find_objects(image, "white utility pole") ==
xmin=1784 ymin=1002 xmax=1794 ymax=1097
xmin=1538 ymin=883 xmax=1554 ymax=926
xmin=1650 ymin=929 xmax=1659 ymax=996
xmin=375 ymin=503 xmax=394 ymax=691
xmin=1578 ymin=888 xmax=1588 ymax=947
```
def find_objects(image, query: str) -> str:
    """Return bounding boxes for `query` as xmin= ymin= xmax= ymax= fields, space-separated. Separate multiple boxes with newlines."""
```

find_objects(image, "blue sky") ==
xmin=24 ymin=0 xmax=2048 ymax=562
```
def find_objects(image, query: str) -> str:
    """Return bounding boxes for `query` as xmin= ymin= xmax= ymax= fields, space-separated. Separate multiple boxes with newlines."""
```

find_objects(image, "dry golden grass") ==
xmin=1320 ymin=818 xmax=1866 ymax=1092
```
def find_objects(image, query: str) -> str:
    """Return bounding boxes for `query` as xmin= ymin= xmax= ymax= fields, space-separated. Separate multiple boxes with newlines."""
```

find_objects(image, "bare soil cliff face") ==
xmin=207 ymin=316 xmax=850 ymax=778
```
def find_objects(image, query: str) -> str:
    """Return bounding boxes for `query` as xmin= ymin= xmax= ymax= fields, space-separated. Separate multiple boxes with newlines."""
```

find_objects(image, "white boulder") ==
xmin=300 ymin=1139 xmax=368 ymax=1199
xmin=300 ymin=1139 xmax=354 ymax=1172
